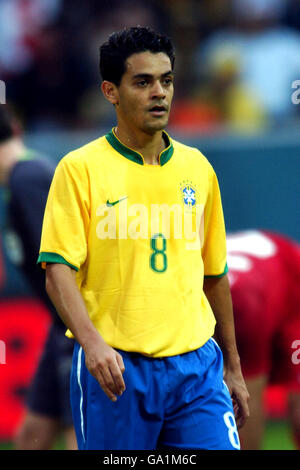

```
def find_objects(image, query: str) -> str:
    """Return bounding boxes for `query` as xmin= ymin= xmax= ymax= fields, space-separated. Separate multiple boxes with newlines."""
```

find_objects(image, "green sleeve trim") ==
xmin=37 ymin=252 xmax=79 ymax=271
xmin=204 ymin=262 xmax=228 ymax=278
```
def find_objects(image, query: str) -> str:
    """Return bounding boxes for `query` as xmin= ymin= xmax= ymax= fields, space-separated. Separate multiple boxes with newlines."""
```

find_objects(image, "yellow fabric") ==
xmin=39 ymin=132 xmax=228 ymax=357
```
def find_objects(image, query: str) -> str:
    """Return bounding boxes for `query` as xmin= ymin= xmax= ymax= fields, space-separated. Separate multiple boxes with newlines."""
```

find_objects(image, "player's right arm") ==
xmin=45 ymin=262 xmax=125 ymax=402
xmin=39 ymin=156 xmax=125 ymax=402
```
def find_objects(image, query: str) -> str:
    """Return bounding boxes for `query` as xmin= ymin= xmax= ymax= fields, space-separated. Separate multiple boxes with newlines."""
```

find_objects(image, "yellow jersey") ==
xmin=38 ymin=129 xmax=228 ymax=357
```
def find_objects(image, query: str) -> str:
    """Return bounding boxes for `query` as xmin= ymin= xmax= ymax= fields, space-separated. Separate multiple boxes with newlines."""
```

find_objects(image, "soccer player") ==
xmin=38 ymin=27 xmax=249 ymax=450
xmin=227 ymin=229 xmax=300 ymax=449
xmin=0 ymin=106 xmax=76 ymax=449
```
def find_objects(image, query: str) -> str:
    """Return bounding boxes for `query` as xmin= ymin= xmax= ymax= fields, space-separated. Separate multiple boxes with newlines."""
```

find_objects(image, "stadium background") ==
xmin=0 ymin=0 xmax=299 ymax=449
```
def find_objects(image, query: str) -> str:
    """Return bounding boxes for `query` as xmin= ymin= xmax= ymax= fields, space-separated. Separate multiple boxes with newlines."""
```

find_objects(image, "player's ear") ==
xmin=101 ymin=81 xmax=119 ymax=105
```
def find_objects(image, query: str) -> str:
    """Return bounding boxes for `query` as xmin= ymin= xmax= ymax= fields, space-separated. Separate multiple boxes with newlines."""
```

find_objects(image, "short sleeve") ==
xmin=202 ymin=168 xmax=228 ymax=277
xmin=37 ymin=156 xmax=90 ymax=271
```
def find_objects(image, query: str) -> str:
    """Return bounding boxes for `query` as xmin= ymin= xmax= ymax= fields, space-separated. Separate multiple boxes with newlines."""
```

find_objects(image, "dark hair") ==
xmin=100 ymin=26 xmax=175 ymax=86
xmin=0 ymin=106 xmax=15 ymax=143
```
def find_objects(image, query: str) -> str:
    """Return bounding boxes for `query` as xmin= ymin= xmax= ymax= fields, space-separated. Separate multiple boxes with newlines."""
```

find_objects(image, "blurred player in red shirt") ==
xmin=227 ymin=230 xmax=300 ymax=449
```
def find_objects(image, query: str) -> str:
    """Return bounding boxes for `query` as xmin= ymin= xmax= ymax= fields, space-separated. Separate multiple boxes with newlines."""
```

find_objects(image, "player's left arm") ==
xmin=203 ymin=273 xmax=250 ymax=429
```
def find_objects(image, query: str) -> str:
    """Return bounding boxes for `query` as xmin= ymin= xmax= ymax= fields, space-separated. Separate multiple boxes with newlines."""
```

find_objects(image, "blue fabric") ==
xmin=70 ymin=338 xmax=240 ymax=450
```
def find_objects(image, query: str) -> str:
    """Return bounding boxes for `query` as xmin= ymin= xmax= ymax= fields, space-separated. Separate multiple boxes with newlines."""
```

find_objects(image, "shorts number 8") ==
xmin=223 ymin=411 xmax=240 ymax=449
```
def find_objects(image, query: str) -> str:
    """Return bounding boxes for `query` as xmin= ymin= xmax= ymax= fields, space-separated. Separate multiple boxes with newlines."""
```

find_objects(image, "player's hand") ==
xmin=224 ymin=367 xmax=250 ymax=429
xmin=83 ymin=336 xmax=126 ymax=402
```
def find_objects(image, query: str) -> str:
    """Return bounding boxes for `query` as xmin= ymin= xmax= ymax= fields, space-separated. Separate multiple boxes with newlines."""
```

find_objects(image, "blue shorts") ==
xmin=70 ymin=337 xmax=240 ymax=450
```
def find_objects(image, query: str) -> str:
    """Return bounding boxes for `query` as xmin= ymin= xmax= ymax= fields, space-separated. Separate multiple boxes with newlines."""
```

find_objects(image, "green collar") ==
xmin=105 ymin=128 xmax=174 ymax=166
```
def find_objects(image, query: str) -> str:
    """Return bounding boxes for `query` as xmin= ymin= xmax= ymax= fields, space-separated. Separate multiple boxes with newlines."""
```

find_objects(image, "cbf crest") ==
xmin=180 ymin=181 xmax=197 ymax=208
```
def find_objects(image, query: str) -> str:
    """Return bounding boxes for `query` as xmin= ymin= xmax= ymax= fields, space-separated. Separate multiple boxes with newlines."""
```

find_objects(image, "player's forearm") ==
xmin=45 ymin=263 xmax=102 ymax=348
xmin=46 ymin=263 xmax=126 ymax=402
xmin=203 ymin=274 xmax=240 ymax=370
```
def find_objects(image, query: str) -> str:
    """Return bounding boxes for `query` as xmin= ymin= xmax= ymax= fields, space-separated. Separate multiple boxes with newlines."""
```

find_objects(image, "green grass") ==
xmin=0 ymin=436 xmax=65 ymax=451
xmin=0 ymin=420 xmax=297 ymax=450
xmin=263 ymin=420 xmax=296 ymax=450
xmin=0 ymin=441 xmax=14 ymax=450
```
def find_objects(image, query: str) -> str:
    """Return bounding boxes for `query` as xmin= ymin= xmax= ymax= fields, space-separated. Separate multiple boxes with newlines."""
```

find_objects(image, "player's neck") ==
xmin=114 ymin=125 xmax=166 ymax=165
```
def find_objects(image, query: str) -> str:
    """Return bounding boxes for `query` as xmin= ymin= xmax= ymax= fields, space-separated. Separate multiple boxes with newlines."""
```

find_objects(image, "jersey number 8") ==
xmin=150 ymin=233 xmax=167 ymax=273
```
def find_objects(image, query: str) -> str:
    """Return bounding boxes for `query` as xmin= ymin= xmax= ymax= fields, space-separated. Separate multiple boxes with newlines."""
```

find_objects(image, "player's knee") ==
xmin=14 ymin=415 xmax=57 ymax=450
xmin=64 ymin=426 xmax=78 ymax=450
xmin=14 ymin=421 xmax=37 ymax=450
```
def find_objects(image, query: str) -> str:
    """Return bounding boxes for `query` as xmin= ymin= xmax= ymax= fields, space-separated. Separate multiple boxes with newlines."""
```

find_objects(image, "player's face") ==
xmin=116 ymin=51 xmax=174 ymax=133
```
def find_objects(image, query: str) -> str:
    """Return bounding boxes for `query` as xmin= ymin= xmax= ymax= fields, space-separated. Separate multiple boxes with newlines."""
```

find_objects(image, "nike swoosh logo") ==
xmin=106 ymin=196 xmax=128 ymax=207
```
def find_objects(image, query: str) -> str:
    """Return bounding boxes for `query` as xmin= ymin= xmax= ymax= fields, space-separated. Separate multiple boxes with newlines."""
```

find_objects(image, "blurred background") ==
xmin=0 ymin=0 xmax=299 ymax=449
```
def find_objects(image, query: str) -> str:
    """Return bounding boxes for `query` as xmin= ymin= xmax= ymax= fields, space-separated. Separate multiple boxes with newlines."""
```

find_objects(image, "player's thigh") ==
xmin=159 ymin=339 xmax=240 ymax=450
xmin=163 ymin=397 xmax=239 ymax=450
xmin=71 ymin=343 xmax=163 ymax=450
xmin=245 ymin=375 xmax=268 ymax=414
xmin=238 ymin=374 xmax=267 ymax=450
xmin=15 ymin=411 xmax=60 ymax=450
